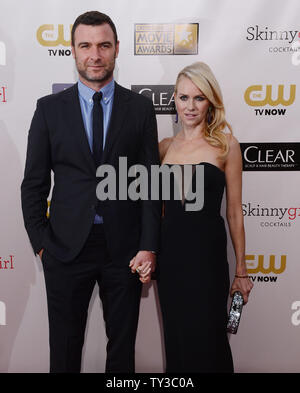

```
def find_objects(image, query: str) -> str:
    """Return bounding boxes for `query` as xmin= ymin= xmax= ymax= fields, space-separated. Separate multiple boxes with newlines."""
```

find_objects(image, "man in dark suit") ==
xmin=21 ymin=11 xmax=160 ymax=373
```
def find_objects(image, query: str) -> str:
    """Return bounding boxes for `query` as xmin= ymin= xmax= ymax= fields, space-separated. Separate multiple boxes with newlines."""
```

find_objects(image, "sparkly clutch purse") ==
xmin=227 ymin=291 xmax=244 ymax=334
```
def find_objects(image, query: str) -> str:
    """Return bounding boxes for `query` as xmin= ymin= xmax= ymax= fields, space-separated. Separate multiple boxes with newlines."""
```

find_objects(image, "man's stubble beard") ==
xmin=75 ymin=54 xmax=117 ymax=85
xmin=77 ymin=65 xmax=114 ymax=84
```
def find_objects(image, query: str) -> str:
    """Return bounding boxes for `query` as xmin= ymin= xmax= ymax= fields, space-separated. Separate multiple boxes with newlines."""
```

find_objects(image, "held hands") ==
xmin=230 ymin=273 xmax=254 ymax=305
xmin=38 ymin=249 xmax=44 ymax=260
xmin=129 ymin=251 xmax=156 ymax=284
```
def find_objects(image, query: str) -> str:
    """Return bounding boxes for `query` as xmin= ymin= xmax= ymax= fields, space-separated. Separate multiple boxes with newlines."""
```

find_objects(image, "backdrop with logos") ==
xmin=0 ymin=0 xmax=299 ymax=373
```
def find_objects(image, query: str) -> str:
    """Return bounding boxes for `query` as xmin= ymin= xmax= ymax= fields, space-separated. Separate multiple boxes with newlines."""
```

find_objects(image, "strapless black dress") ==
xmin=157 ymin=162 xmax=234 ymax=373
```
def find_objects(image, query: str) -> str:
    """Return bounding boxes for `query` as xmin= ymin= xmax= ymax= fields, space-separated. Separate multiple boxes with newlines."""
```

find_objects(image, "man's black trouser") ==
xmin=42 ymin=224 xmax=142 ymax=373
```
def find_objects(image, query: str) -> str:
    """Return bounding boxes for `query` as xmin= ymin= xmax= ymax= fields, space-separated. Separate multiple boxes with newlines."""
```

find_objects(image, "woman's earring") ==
xmin=175 ymin=111 xmax=178 ymax=124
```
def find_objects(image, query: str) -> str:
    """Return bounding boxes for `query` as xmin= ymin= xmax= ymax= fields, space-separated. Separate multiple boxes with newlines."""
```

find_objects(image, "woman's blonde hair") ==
xmin=175 ymin=61 xmax=232 ymax=158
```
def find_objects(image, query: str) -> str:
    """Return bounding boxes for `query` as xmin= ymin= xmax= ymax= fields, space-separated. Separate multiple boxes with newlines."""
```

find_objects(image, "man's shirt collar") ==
xmin=78 ymin=78 xmax=115 ymax=105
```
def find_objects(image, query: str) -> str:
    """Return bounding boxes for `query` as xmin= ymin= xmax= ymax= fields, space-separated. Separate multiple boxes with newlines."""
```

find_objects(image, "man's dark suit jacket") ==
xmin=21 ymin=82 xmax=161 ymax=264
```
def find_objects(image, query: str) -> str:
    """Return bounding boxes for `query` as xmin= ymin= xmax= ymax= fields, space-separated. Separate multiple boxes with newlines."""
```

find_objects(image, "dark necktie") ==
xmin=92 ymin=91 xmax=103 ymax=168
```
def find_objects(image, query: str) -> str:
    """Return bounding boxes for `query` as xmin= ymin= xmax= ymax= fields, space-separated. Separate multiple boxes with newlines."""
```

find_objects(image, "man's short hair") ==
xmin=71 ymin=11 xmax=118 ymax=46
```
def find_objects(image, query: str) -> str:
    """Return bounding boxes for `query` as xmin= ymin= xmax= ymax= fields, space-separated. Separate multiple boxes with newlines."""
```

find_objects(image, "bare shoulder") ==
xmin=225 ymin=133 xmax=239 ymax=149
xmin=159 ymin=136 xmax=173 ymax=149
xmin=224 ymin=133 xmax=241 ymax=159
xmin=224 ymin=133 xmax=242 ymax=171
xmin=159 ymin=137 xmax=174 ymax=161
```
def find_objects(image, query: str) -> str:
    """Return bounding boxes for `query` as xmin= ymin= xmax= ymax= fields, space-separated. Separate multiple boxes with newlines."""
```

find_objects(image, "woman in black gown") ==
xmin=154 ymin=62 xmax=253 ymax=373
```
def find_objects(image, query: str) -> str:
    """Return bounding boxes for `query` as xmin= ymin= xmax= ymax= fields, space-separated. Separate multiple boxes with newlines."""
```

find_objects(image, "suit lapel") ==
xmin=102 ymin=82 xmax=130 ymax=164
xmin=63 ymin=83 xmax=95 ymax=172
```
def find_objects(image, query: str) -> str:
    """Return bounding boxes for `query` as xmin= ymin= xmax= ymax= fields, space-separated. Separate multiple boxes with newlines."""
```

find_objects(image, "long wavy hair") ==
xmin=175 ymin=61 xmax=232 ymax=158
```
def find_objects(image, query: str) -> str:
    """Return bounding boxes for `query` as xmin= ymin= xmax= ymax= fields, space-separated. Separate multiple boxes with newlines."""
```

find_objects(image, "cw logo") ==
xmin=244 ymin=85 xmax=296 ymax=106
xmin=0 ymin=301 xmax=6 ymax=326
xmin=36 ymin=24 xmax=72 ymax=47
xmin=246 ymin=254 xmax=286 ymax=274
xmin=0 ymin=41 xmax=6 ymax=66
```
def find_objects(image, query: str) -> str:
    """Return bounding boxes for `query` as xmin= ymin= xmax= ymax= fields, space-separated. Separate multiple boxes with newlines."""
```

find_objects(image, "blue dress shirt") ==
xmin=78 ymin=78 xmax=115 ymax=223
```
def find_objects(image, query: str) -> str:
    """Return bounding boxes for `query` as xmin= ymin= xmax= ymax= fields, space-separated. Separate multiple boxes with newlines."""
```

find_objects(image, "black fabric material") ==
xmin=92 ymin=91 xmax=103 ymax=168
xmin=157 ymin=163 xmax=234 ymax=373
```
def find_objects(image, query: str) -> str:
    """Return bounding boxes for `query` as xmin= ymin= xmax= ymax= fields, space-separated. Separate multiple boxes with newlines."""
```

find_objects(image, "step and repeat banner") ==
xmin=0 ymin=0 xmax=299 ymax=373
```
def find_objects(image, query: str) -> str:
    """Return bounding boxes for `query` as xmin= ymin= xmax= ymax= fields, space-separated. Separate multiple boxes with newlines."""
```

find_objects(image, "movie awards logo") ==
xmin=243 ymin=202 xmax=300 ymax=229
xmin=0 ymin=301 xmax=6 ymax=326
xmin=240 ymin=143 xmax=300 ymax=171
xmin=246 ymin=25 xmax=300 ymax=54
xmin=0 ymin=41 xmax=6 ymax=66
xmin=36 ymin=24 xmax=72 ymax=56
xmin=244 ymin=84 xmax=296 ymax=116
xmin=134 ymin=23 xmax=198 ymax=55
xmin=246 ymin=254 xmax=286 ymax=283
xmin=131 ymin=85 xmax=176 ymax=114
xmin=291 ymin=301 xmax=300 ymax=326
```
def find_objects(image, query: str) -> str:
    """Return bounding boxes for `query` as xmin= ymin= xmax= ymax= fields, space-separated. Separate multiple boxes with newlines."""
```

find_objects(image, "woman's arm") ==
xmin=224 ymin=135 xmax=253 ymax=304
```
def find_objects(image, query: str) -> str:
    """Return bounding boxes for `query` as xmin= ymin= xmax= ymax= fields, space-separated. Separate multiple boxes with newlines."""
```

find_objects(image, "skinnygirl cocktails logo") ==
xmin=0 ymin=86 xmax=7 ymax=103
xmin=292 ymin=41 xmax=300 ymax=65
xmin=243 ymin=202 xmax=300 ymax=228
xmin=0 ymin=255 xmax=14 ymax=270
xmin=246 ymin=25 xmax=300 ymax=54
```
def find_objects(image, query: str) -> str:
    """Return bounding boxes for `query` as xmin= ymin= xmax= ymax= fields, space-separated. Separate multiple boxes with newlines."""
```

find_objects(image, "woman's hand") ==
xmin=38 ymin=248 xmax=44 ymax=260
xmin=129 ymin=251 xmax=156 ymax=284
xmin=230 ymin=276 xmax=254 ymax=305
